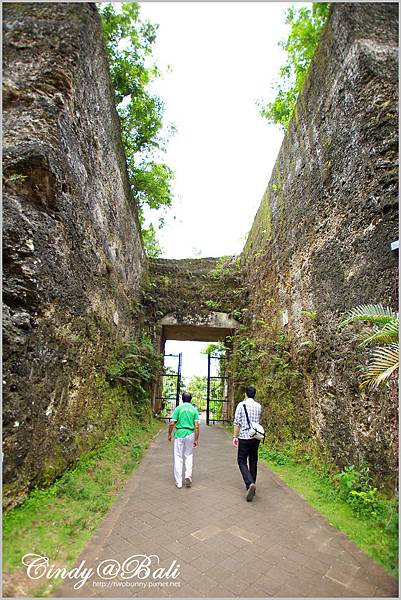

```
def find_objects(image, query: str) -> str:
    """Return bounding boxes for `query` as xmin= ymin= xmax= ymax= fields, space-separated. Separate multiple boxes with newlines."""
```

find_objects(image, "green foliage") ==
xmin=259 ymin=445 xmax=292 ymax=465
xmin=229 ymin=308 xmax=244 ymax=322
xmin=204 ymin=299 xmax=221 ymax=310
xmin=159 ymin=366 xmax=181 ymax=417
xmin=333 ymin=465 xmax=395 ymax=522
xmin=134 ymin=162 xmax=174 ymax=211
xmin=340 ymin=304 xmax=398 ymax=328
xmin=3 ymin=419 xmax=162 ymax=593
xmin=203 ymin=341 xmax=227 ymax=357
xmin=363 ymin=345 xmax=399 ymax=387
xmin=161 ymin=366 xmax=180 ymax=399
xmin=258 ymin=3 xmax=329 ymax=129
xmin=259 ymin=448 xmax=398 ymax=575
xmin=334 ymin=464 xmax=361 ymax=491
xmin=209 ymin=398 xmax=224 ymax=421
xmin=208 ymin=255 xmax=241 ymax=280
xmin=261 ymin=343 xmax=304 ymax=445
xmin=349 ymin=488 xmax=383 ymax=519
xmin=361 ymin=320 xmax=399 ymax=347
xmin=301 ymin=310 xmax=317 ymax=319
xmin=199 ymin=344 xmax=227 ymax=419
xmin=141 ymin=223 xmax=162 ymax=258
xmin=227 ymin=330 xmax=304 ymax=445
xmin=226 ymin=331 xmax=264 ymax=391
xmin=3 ymin=172 xmax=28 ymax=183
xmin=339 ymin=304 xmax=399 ymax=387
xmin=107 ymin=335 xmax=162 ymax=412
xmin=186 ymin=375 xmax=208 ymax=410
xmin=98 ymin=2 xmax=175 ymax=256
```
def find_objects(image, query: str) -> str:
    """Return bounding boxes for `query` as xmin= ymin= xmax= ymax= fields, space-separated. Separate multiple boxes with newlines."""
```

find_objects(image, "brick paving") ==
xmin=54 ymin=421 xmax=398 ymax=598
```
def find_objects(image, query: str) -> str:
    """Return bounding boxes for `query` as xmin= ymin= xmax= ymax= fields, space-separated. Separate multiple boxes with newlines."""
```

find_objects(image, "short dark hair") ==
xmin=245 ymin=386 xmax=256 ymax=398
xmin=182 ymin=391 xmax=192 ymax=403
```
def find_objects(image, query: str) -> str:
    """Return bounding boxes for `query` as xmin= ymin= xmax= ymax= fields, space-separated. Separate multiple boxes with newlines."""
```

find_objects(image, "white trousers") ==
xmin=173 ymin=433 xmax=195 ymax=487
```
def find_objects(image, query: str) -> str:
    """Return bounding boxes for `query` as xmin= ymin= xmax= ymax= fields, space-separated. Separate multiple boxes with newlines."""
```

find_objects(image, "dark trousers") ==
xmin=237 ymin=438 xmax=260 ymax=488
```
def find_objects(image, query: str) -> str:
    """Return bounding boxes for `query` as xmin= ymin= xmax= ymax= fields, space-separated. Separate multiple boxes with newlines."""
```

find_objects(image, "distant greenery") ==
xmin=186 ymin=375 xmax=208 ymax=410
xmin=162 ymin=366 xmax=180 ymax=399
xmin=98 ymin=2 xmax=175 ymax=257
xmin=203 ymin=341 xmax=227 ymax=358
xmin=141 ymin=223 xmax=163 ymax=259
xmin=259 ymin=3 xmax=329 ymax=129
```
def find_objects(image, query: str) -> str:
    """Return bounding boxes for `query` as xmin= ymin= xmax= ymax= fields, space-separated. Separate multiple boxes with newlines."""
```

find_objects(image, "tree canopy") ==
xmin=259 ymin=3 xmax=329 ymax=130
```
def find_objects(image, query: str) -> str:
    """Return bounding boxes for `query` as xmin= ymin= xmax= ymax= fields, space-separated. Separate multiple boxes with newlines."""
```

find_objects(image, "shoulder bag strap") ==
xmin=243 ymin=403 xmax=252 ymax=430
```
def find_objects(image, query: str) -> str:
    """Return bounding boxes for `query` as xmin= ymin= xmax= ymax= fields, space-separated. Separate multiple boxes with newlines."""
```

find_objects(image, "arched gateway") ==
xmin=146 ymin=256 xmax=244 ymax=423
xmin=152 ymin=311 xmax=240 ymax=423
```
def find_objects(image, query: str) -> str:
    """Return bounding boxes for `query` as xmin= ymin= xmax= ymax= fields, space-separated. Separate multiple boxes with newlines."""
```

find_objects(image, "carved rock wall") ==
xmin=3 ymin=2 xmax=399 ymax=508
xmin=3 ymin=3 xmax=146 ymax=507
xmin=241 ymin=3 xmax=399 ymax=486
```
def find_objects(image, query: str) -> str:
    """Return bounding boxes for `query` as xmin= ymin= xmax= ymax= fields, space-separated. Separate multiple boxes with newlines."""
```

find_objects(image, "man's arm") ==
xmin=168 ymin=420 xmax=176 ymax=442
xmin=232 ymin=404 xmax=241 ymax=447
xmin=194 ymin=421 xmax=200 ymax=448
xmin=232 ymin=423 xmax=240 ymax=447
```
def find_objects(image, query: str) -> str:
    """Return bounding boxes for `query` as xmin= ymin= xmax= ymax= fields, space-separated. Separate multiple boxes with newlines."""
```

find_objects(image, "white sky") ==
xmin=136 ymin=2 xmax=302 ymax=374
xmin=164 ymin=340 xmax=225 ymax=381
xmin=138 ymin=1 xmax=297 ymax=259
xmin=164 ymin=340 xmax=211 ymax=380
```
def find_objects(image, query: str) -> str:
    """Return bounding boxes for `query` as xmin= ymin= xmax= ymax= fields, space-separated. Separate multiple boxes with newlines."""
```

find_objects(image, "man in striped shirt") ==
xmin=233 ymin=386 xmax=262 ymax=502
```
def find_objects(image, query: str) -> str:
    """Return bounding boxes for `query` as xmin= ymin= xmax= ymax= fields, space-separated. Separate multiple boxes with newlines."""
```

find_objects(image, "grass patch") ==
xmin=224 ymin=424 xmax=397 ymax=577
xmin=3 ymin=418 xmax=164 ymax=597
xmin=258 ymin=445 xmax=398 ymax=577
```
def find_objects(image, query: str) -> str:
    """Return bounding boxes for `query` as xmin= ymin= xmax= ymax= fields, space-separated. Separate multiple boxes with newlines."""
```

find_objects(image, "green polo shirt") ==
xmin=171 ymin=403 xmax=200 ymax=438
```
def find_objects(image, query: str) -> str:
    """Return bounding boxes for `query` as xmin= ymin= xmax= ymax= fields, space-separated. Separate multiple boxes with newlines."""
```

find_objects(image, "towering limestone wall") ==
xmin=241 ymin=3 xmax=398 ymax=486
xmin=3 ymin=3 xmax=147 ymax=508
xmin=3 ymin=2 xmax=398 ymax=509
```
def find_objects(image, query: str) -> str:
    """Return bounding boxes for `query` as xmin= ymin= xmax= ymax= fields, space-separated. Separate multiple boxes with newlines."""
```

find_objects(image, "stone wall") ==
xmin=146 ymin=257 xmax=244 ymax=324
xmin=3 ymin=1 xmax=399 ymax=508
xmin=3 ymin=3 xmax=147 ymax=508
xmin=241 ymin=3 xmax=398 ymax=486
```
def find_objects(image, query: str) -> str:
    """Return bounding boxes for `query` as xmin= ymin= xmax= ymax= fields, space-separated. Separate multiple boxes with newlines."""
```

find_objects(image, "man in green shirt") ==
xmin=168 ymin=391 xmax=200 ymax=488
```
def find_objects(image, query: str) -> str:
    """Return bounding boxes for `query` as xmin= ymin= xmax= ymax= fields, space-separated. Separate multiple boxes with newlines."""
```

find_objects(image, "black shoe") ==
xmin=185 ymin=477 xmax=192 ymax=488
xmin=246 ymin=483 xmax=256 ymax=502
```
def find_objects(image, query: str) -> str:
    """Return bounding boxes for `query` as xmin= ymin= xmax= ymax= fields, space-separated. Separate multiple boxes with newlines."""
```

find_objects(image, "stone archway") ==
xmin=160 ymin=311 xmax=239 ymax=342
xmin=152 ymin=311 xmax=240 ymax=416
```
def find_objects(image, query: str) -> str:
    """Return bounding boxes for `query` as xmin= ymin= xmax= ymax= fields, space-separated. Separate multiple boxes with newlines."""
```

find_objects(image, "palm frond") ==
xmin=340 ymin=304 xmax=398 ymax=328
xmin=361 ymin=344 xmax=399 ymax=388
xmin=359 ymin=319 xmax=399 ymax=347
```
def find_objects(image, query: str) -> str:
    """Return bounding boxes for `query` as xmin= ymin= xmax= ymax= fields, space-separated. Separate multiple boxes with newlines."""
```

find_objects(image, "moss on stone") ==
xmin=146 ymin=257 xmax=244 ymax=324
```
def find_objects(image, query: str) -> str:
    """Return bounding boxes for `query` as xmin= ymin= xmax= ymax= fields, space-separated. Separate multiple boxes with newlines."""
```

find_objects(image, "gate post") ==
xmin=206 ymin=353 xmax=211 ymax=426
xmin=152 ymin=330 xmax=165 ymax=414
xmin=175 ymin=352 xmax=182 ymax=408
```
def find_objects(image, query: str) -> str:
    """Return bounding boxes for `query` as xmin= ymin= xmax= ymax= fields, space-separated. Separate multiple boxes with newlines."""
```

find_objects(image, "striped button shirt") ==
xmin=234 ymin=398 xmax=262 ymax=439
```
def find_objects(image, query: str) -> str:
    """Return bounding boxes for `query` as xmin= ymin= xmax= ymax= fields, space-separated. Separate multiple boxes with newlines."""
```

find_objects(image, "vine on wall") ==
xmin=226 ymin=328 xmax=307 ymax=448
xmin=106 ymin=334 xmax=163 ymax=419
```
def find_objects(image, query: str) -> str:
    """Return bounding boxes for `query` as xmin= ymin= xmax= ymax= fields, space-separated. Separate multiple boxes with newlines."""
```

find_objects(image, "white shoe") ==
xmin=176 ymin=483 xmax=182 ymax=489
xmin=246 ymin=483 xmax=256 ymax=502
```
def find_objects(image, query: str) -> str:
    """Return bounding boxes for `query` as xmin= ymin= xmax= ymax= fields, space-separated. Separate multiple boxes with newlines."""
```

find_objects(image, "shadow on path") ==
xmin=54 ymin=422 xmax=398 ymax=598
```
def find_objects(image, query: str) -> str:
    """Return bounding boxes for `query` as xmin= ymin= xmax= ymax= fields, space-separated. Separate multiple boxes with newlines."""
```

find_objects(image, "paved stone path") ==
xmin=55 ymin=422 xmax=398 ymax=598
